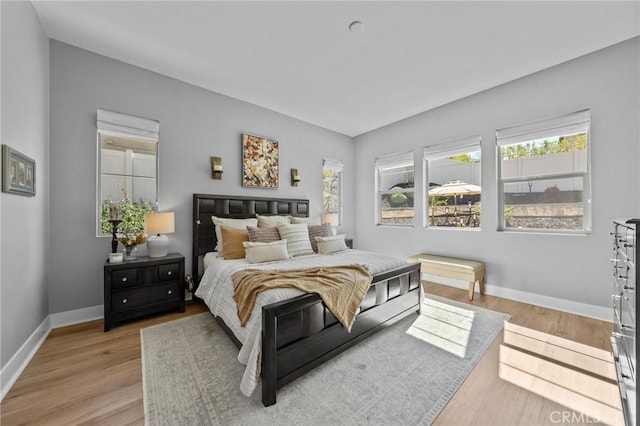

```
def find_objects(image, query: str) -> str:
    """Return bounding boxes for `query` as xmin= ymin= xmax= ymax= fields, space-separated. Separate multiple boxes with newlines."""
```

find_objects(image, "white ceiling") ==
xmin=32 ymin=1 xmax=639 ymax=137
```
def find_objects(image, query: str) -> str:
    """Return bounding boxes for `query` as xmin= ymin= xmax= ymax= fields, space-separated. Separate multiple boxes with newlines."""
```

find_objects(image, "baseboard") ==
xmin=422 ymin=273 xmax=611 ymax=322
xmin=49 ymin=305 xmax=103 ymax=328
xmin=1 ymin=304 xmax=104 ymax=401
xmin=0 ymin=316 xmax=51 ymax=401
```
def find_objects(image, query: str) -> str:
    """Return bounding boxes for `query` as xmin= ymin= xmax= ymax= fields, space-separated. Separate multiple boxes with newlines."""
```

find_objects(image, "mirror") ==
xmin=97 ymin=110 xmax=159 ymax=236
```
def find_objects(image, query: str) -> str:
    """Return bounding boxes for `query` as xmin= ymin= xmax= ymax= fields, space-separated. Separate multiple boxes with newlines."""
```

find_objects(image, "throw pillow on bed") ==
xmin=243 ymin=239 xmax=289 ymax=263
xmin=246 ymin=226 xmax=281 ymax=243
xmin=307 ymin=223 xmax=332 ymax=252
xmin=278 ymin=223 xmax=314 ymax=257
xmin=256 ymin=214 xmax=291 ymax=228
xmin=290 ymin=216 xmax=322 ymax=226
xmin=211 ymin=216 xmax=257 ymax=254
xmin=316 ymin=234 xmax=348 ymax=254
xmin=220 ymin=225 xmax=249 ymax=259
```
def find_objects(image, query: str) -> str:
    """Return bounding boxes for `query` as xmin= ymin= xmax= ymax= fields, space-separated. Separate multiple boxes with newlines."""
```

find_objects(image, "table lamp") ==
xmin=145 ymin=212 xmax=175 ymax=258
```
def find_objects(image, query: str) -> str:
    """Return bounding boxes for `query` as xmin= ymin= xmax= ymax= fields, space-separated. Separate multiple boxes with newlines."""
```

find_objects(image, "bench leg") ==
xmin=468 ymin=281 xmax=475 ymax=301
xmin=479 ymin=277 xmax=485 ymax=294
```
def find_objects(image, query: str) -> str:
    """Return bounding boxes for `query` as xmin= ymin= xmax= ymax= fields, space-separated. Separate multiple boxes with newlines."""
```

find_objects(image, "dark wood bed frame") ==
xmin=192 ymin=193 xmax=421 ymax=406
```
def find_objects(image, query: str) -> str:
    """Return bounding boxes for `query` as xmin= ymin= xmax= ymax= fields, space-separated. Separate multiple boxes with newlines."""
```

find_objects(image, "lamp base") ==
xmin=147 ymin=234 xmax=169 ymax=258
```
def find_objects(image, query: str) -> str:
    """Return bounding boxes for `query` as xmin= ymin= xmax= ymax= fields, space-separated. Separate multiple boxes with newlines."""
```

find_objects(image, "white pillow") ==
xmin=316 ymin=234 xmax=348 ymax=254
xmin=289 ymin=216 xmax=322 ymax=226
xmin=211 ymin=216 xmax=258 ymax=253
xmin=243 ymin=239 xmax=289 ymax=264
xmin=257 ymin=214 xmax=291 ymax=228
xmin=278 ymin=223 xmax=314 ymax=257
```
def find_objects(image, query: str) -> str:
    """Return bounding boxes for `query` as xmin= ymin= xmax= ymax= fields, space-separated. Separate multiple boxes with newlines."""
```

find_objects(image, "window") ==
xmin=497 ymin=109 xmax=591 ymax=233
xmin=322 ymin=158 xmax=343 ymax=226
xmin=97 ymin=109 xmax=159 ymax=236
xmin=424 ymin=136 xmax=482 ymax=228
xmin=375 ymin=151 xmax=414 ymax=226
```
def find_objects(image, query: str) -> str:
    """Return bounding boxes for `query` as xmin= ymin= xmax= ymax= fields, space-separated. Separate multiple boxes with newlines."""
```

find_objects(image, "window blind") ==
xmin=496 ymin=109 xmax=590 ymax=146
xmin=97 ymin=109 xmax=159 ymax=142
xmin=374 ymin=150 xmax=414 ymax=170
xmin=323 ymin=158 xmax=344 ymax=172
xmin=423 ymin=135 xmax=481 ymax=160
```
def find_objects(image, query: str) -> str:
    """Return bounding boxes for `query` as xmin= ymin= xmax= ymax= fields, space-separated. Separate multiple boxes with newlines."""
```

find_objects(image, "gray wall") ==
xmin=354 ymin=37 xmax=640 ymax=309
xmin=49 ymin=41 xmax=354 ymax=314
xmin=1 ymin=2 xmax=50 ymax=370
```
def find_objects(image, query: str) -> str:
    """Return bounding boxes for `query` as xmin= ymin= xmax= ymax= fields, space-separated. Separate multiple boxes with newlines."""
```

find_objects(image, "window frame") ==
xmin=423 ymin=135 xmax=482 ymax=229
xmin=374 ymin=151 xmax=415 ymax=227
xmin=496 ymin=109 xmax=591 ymax=234
xmin=322 ymin=158 xmax=343 ymax=226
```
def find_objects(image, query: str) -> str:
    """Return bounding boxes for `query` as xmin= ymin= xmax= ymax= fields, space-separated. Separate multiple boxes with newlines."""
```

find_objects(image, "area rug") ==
xmin=141 ymin=295 xmax=509 ymax=426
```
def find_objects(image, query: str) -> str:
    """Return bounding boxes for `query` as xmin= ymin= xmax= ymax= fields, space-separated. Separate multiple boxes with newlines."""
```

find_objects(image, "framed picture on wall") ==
xmin=242 ymin=133 xmax=279 ymax=188
xmin=2 ymin=144 xmax=36 ymax=196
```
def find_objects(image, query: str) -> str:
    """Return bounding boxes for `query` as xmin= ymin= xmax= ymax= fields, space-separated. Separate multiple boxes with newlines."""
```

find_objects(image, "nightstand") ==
xmin=103 ymin=252 xmax=185 ymax=331
xmin=345 ymin=238 xmax=353 ymax=249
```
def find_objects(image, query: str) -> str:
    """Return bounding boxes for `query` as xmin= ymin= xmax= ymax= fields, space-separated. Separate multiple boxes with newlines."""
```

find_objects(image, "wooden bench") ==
xmin=407 ymin=253 xmax=485 ymax=301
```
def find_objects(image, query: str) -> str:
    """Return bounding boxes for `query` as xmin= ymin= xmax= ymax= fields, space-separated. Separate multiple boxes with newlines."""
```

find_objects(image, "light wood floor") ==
xmin=1 ymin=283 xmax=613 ymax=426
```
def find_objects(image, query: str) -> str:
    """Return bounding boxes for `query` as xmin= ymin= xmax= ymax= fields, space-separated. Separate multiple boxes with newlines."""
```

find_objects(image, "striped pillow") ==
xmin=246 ymin=226 xmax=281 ymax=243
xmin=278 ymin=223 xmax=314 ymax=257
xmin=257 ymin=214 xmax=291 ymax=228
xmin=316 ymin=234 xmax=348 ymax=254
xmin=308 ymin=223 xmax=332 ymax=252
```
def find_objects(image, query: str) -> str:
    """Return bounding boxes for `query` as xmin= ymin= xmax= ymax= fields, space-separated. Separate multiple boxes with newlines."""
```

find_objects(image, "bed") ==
xmin=192 ymin=193 xmax=421 ymax=406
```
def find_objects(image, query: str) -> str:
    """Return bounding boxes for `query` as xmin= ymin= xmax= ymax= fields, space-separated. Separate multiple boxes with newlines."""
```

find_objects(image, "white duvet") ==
xmin=194 ymin=249 xmax=407 ymax=396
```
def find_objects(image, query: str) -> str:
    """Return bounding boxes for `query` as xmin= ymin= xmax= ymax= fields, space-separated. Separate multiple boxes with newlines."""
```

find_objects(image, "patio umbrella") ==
xmin=428 ymin=180 xmax=481 ymax=199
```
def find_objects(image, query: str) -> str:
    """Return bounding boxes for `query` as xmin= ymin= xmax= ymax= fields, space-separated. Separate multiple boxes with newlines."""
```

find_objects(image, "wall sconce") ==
xmin=291 ymin=168 xmax=300 ymax=186
xmin=211 ymin=156 xmax=223 ymax=179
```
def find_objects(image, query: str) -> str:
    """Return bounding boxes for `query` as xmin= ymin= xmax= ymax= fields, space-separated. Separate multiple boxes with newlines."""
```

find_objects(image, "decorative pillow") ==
xmin=257 ymin=214 xmax=291 ymax=228
xmin=243 ymin=239 xmax=289 ymax=264
xmin=246 ymin=226 xmax=281 ymax=243
xmin=277 ymin=223 xmax=314 ymax=257
xmin=290 ymin=216 xmax=322 ymax=226
xmin=316 ymin=234 xmax=348 ymax=254
xmin=308 ymin=223 xmax=332 ymax=252
xmin=220 ymin=225 xmax=249 ymax=260
xmin=211 ymin=216 xmax=257 ymax=253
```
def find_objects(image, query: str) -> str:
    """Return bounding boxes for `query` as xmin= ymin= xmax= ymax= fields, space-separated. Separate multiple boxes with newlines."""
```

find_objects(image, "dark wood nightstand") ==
xmin=345 ymin=238 xmax=353 ymax=249
xmin=103 ymin=252 xmax=185 ymax=331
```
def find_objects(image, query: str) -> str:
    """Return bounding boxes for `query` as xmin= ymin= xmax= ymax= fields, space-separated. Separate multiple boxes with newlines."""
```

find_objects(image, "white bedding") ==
xmin=194 ymin=249 xmax=407 ymax=396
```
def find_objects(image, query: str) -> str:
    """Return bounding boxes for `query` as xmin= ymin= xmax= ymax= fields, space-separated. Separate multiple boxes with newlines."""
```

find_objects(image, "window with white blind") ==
xmin=497 ymin=109 xmax=591 ymax=233
xmin=375 ymin=151 xmax=414 ymax=226
xmin=322 ymin=158 xmax=343 ymax=226
xmin=97 ymin=109 xmax=159 ymax=236
xmin=424 ymin=135 xmax=482 ymax=229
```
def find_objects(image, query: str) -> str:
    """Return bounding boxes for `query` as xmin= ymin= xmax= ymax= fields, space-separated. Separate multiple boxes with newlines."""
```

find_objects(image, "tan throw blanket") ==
xmin=232 ymin=264 xmax=372 ymax=331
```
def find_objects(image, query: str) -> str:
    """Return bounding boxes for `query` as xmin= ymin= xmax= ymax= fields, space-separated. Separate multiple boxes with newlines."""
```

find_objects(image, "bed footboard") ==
xmin=261 ymin=262 xmax=421 ymax=406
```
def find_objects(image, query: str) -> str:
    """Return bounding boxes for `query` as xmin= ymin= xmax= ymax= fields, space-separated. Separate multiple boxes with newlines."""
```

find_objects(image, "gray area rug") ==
xmin=141 ymin=295 xmax=509 ymax=426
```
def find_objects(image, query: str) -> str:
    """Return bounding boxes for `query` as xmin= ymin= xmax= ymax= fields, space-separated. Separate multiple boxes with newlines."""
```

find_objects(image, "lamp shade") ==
xmin=145 ymin=212 xmax=175 ymax=235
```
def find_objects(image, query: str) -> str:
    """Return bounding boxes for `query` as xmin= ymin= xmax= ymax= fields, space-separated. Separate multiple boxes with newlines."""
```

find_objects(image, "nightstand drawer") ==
xmin=112 ymin=269 xmax=138 ymax=288
xmin=112 ymin=282 xmax=180 ymax=312
xmin=158 ymin=263 xmax=180 ymax=282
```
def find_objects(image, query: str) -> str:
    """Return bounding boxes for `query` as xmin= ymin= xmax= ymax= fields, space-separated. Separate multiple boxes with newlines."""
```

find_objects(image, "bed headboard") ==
xmin=192 ymin=193 xmax=310 ymax=286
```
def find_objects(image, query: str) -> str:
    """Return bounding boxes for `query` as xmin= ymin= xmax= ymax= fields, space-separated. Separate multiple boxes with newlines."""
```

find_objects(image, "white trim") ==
xmin=1 ymin=316 xmax=51 ymax=401
xmin=0 ymin=305 xmax=104 ymax=401
xmin=422 ymin=273 xmax=610 ymax=322
xmin=49 ymin=305 xmax=103 ymax=328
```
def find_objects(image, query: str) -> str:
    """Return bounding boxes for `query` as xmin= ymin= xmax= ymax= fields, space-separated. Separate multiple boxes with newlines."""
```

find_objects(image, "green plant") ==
xmin=389 ymin=192 xmax=408 ymax=206
xmin=101 ymin=186 xmax=153 ymax=237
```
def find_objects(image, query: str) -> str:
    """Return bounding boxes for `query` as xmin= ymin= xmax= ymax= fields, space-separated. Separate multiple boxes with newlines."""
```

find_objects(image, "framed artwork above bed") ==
xmin=242 ymin=133 xmax=279 ymax=188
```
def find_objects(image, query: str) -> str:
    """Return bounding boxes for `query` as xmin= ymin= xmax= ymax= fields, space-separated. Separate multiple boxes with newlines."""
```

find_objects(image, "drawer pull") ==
xmin=122 ymin=277 xmax=128 ymax=282
xmin=624 ymin=286 xmax=635 ymax=291
xmin=167 ymin=271 xmax=172 ymax=276
xmin=122 ymin=298 xmax=128 ymax=304
xmin=621 ymin=324 xmax=634 ymax=331
xmin=168 ymin=290 xmax=172 ymax=295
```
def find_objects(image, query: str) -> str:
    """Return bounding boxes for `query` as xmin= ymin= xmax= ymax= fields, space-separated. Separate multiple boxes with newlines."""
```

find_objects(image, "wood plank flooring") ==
xmin=1 ymin=283 xmax=614 ymax=425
